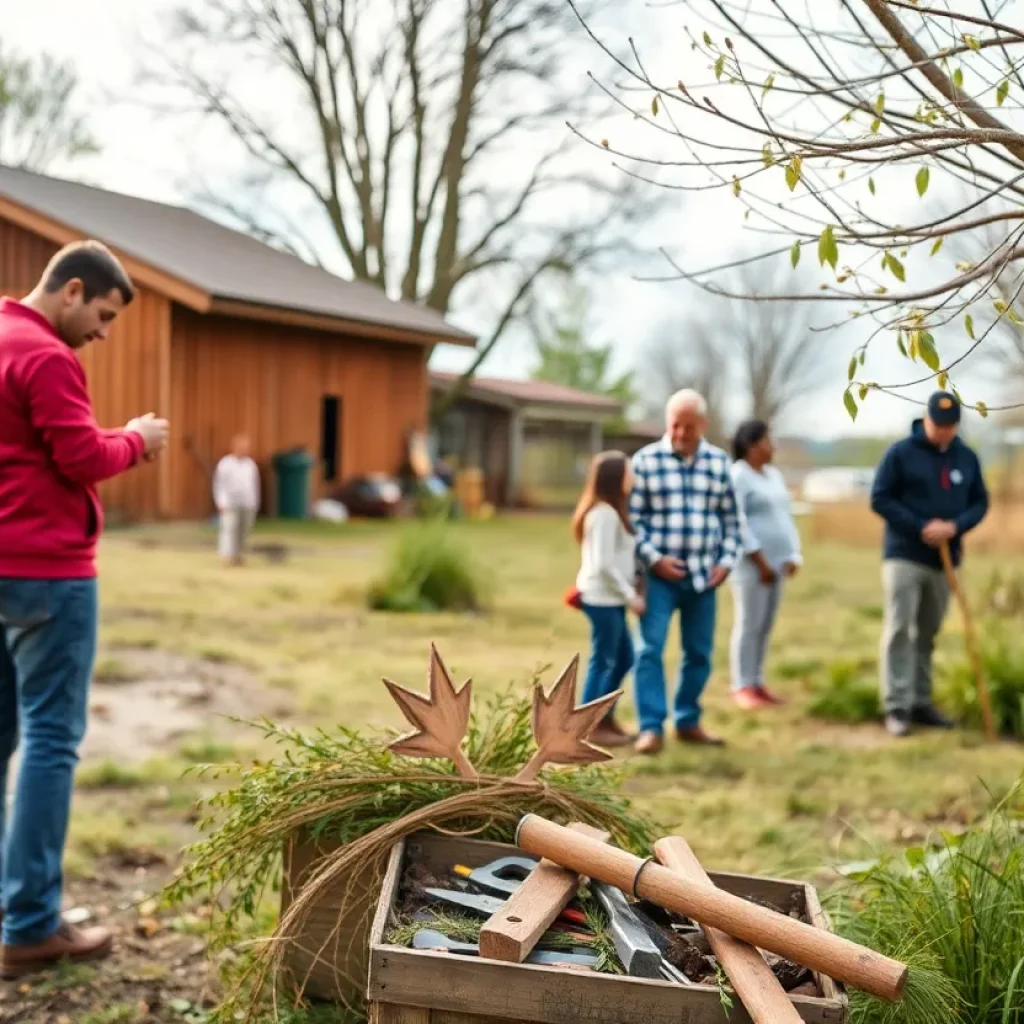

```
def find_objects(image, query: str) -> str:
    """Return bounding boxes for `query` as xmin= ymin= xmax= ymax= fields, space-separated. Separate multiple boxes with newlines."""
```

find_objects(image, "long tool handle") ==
xmin=516 ymin=815 xmax=908 ymax=1002
xmin=478 ymin=822 xmax=608 ymax=963
xmin=939 ymin=540 xmax=997 ymax=742
xmin=655 ymin=837 xmax=803 ymax=1024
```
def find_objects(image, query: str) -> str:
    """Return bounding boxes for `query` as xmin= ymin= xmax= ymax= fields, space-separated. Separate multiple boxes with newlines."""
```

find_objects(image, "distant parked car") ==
xmin=329 ymin=474 xmax=404 ymax=518
xmin=801 ymin=467 xmax=875 ymax=503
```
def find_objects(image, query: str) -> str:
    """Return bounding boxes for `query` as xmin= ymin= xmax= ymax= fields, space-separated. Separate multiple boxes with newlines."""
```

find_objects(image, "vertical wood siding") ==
xmin=170 ymin=308 xmax=429 ymax=519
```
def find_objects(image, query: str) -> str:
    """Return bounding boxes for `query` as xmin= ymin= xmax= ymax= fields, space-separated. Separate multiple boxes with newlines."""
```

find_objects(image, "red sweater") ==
xmin=0 ymin=298 xmax=145 ymax=579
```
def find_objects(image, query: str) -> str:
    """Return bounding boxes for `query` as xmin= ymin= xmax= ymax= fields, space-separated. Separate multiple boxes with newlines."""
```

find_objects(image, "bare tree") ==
xmin=639 ymin=320 xmax=730 ymax=446
xmin=0 ymin=48 xmax=97 ymax=171
xmin=141 ymin=0 xmax=652 ymax=396
xmin=718 ymin=260 xmax=832 ymax=425
xmin=571 ymin=0 xmax=1024 ymax=420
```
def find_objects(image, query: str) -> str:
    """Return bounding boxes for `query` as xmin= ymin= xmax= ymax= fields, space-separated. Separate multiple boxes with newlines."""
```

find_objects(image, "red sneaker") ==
xmin=756 ymin=686 xmax=786 ymax=705
xmin=732 ymin=687 xmax=771 ymax=710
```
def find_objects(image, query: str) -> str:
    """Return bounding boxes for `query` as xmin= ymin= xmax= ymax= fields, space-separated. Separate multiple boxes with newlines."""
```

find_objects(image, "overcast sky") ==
xmin=2 ymin=0 xmax=999 ymax=442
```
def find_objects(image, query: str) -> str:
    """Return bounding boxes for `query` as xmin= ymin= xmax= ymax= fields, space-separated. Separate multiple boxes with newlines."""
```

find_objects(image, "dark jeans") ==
xmin=0 ymin=578 xmax=98 ymax=946
xmin=635 ymin=574 xmax=717 ymax=733
xmin=580 ymin=603 xmax=634 ymax=708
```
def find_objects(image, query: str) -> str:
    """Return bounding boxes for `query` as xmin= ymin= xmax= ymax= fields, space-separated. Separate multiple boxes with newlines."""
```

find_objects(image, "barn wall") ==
xmin=170 ymin=308 xmax=429 ymax=519
xmin=0 ymin=218 xmax=170 ymax=523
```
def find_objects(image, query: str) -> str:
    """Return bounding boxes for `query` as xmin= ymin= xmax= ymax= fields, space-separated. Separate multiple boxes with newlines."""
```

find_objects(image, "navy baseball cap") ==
xmin=927 ymin=390 xmax=961 ymax=426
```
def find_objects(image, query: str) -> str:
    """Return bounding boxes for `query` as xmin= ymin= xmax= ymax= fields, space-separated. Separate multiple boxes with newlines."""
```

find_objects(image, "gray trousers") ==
xmin=729 ymin=561 xmax=782 ymax=691
xmin=218 ymin=507 xmax=256 ymax=561
xmin=880 ymin=559 xmax=950 ymax=714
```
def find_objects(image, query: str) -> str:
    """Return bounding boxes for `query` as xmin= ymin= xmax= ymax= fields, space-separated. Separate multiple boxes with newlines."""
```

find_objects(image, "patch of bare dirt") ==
xmin=85 ymin=649 xmax=292 ymax=763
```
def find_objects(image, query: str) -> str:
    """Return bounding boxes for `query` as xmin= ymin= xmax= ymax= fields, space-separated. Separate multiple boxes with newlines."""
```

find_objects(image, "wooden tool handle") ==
xmin=516 ymin=815 xmax=908 ymax=1002
xmin=479 ymin=822 xmax=609 ymax=963
xmin=655 ymin=837 xmax=803 ymax=1024
xmin=939 ymin=540 xmax=997 ymax=742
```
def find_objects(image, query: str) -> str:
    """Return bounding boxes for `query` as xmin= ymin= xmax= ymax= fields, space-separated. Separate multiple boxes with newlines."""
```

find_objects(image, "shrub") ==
xmin=940 ymin=625 xmax=1024 ymax=738
xmin=833 ymin=778 xmax=1024 ymax=1024
xmin=806 ymin=659 xmax=880 ymax=724
xmin=367 ymin=521 xmax=486 ymax=613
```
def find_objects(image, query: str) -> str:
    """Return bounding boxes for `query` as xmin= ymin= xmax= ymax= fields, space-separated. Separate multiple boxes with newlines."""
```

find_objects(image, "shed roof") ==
xmin=0 ymin=166 xmax=474 ymax=347
xmin=430 ymin=371 xmax=622 ymax=416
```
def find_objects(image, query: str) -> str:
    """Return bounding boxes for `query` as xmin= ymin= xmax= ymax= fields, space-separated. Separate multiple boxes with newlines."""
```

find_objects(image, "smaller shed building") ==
xmin=429 ymin=373 xmax=623 ymax=508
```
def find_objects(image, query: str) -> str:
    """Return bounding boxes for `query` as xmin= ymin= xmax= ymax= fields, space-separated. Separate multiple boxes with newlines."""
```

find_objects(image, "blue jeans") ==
xmin=635 ymin=574 xmax=717 ymax=733
xmin=580 ymin=603 xmax=634 ymax=707
xmin=0 ymin=579 xmax=98 ymax=947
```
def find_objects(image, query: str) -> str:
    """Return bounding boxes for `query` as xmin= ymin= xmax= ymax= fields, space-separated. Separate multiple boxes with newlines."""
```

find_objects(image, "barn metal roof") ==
xmin=0 ymin=166 xmax=474 ymax=347
xmin=430 ymin=371 xmax=623 ymax=416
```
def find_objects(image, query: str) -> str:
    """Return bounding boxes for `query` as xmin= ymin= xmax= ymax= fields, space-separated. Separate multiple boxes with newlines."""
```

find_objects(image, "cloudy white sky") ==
xmin=2 ymin=0 xmax=1000 ymax=441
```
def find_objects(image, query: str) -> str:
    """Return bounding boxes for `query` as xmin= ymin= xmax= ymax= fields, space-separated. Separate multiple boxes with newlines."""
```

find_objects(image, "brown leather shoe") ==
xmin=1 ymin=923 xmax=113 ymax=979
xmin=676 ymin=725 xmax=726 ymax=747
xmin=634 ymin=731 xmax=663 ymax=755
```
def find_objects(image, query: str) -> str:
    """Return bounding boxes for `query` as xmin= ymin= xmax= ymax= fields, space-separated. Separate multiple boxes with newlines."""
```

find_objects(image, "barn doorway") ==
xmin=321 ymin=395 xmax=342 ymax=483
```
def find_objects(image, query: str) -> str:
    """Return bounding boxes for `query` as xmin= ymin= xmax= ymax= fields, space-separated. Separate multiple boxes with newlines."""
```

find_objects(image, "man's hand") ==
xmin=750 ymin=553 xmax=776 ymax=584
xmin=708 ymin=565 xmax=730 ymax=589
xmin=127 ymin=412 xmax=170 ymax=456
xmin=783 ymin=562 xmax=800 ymax=578
xmin=629 ymin=595 xmax=647 ymax=617
xmin=921 ymin=519 xmax=957 ymax=547
xmin=653 ymin=556 xmax=687 ymax=582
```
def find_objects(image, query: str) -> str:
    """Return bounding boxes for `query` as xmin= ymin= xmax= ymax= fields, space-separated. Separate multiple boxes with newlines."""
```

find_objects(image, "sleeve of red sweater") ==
xmin=26 ymin=348 xmax=145 ymax=485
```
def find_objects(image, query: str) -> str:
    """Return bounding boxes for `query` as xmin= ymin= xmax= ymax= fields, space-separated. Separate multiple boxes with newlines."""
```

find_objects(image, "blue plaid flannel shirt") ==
xmin=629 ymin=436 xmax=742 ymax=592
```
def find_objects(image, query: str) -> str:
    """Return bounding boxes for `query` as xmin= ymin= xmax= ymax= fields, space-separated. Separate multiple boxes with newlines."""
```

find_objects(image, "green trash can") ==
xmin=272 ymin=447 xmax=315 ymax=519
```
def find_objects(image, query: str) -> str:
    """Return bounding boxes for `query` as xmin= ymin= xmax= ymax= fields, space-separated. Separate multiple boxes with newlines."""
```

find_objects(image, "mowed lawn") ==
xmin=84 ymin=513 xmax=1022 ymax=881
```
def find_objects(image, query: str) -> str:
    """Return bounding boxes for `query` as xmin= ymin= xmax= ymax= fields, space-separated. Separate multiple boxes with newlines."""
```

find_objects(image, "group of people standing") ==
xmin=572 ymin=386 xmax=989 ymax=754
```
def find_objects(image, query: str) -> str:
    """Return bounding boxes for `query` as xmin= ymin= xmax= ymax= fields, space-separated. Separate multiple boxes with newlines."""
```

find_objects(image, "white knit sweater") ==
xmin=575 ymin=503 xmax=638 ymax=606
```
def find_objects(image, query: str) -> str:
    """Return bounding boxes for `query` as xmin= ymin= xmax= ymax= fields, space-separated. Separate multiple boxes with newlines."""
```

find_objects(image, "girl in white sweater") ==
xmin=572 ymin=451 xmax=645 ymax=748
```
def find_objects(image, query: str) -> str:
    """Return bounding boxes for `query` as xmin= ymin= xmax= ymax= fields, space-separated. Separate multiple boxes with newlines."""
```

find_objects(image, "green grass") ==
xmin=940 ymin=624 xmax=1024 ymax=738
xmin=81 ymin=1005 xmax=146 ymax=1024
xmin=93 ymin=515 xmax=1024 ymax=882
xmin=807 ymin=658 xmax=881 ymax=724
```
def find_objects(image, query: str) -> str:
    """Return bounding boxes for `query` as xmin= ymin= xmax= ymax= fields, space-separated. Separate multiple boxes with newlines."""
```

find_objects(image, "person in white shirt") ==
xmin=213 ymin=434 xmax=261 ymax=566
xmin=572 ymin=451 xmax=646 ymax=748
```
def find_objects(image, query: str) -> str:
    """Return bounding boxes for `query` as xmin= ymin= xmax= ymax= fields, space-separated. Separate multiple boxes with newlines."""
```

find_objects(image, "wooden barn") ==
xmin=0 ymin=167 xmax=474 ymax=522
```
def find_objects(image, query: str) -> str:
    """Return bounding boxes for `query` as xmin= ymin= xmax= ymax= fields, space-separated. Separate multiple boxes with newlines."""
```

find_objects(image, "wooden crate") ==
xmin=367 ymin=833 xmax=848 ymax=1024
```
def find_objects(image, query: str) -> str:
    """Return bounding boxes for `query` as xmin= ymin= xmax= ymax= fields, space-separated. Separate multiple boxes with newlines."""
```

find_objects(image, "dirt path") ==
xmin=1 ymin=648 xmax=291 ymax=1024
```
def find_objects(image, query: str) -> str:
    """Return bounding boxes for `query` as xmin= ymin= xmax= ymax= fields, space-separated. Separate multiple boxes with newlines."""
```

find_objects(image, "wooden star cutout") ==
xmin=383 ymin=645 xmax=478 ymax=779
xmin=514 ymin=656 xmax=620 ymax=782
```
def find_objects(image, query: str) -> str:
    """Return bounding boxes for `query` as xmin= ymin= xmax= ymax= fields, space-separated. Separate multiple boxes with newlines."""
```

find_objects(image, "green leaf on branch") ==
xmin=963 ymin=34 xmax=980 ymax=51
xmin=883 ymin=253 xmax=906 ymax=282
xmin=704 ymin=30 xmax=713 ymax=46
xmin=848 ymin=356 xmax=857 ymax=382
xmin=818 ymin=225 xmax=839 ymax=270
xmin=762 ymin=73 xmax=775 ymax=98
xmin=873 ymin=92 xmax=885 ymax=114
xmin=931 ymin=237 xmax=944 ymax=256
xmin=858 ymin=384 xmax=869 ymax=401
xmin=785 ymin=156 xmax=802 ymax=191
xmin=762 ymin=143 xmax=774 ymax=167
xmin=651 ymin=95 xmax=659 ymax=116
xmin=918 ymin=331 xmax=940 ymax=371
xmin=897 ymin=330 xmax=908 ymax=358
xmin=868 ymin=177 xmax=876 ymax=195
xmin=916 ymin=167 xmax=930 ymax=197
xmin=977 ymin=400 xmax=989 ymax=418
xmin=952 ymin=67 xmax=964 ymax=88
xmin=714 ymin=55 xmax=726 ymax=80
xmin=790 ymin=241 xmax=801 ymax=268
xmin=995 ymin=299 xmax=1008 ymax=315
xmin=732 ymin=176 xmax=741 ymax=197
xmin=997 ymin=79 xmax=1010 ymax=106
xmin=938 ymin=370 xmax=949 ymax=389
xmin=843 ymin=390 xmax=858 ymax=422
xmin=965 ymin=314 xmax=975 ymax=340
xmin=871 ymin=117 xmax=882 ymax=134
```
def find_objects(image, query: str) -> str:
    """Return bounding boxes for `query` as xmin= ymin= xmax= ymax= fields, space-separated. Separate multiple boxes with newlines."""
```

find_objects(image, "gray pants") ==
xmin=729 ymin=561 xmax=782 ymax=691
xmin=880 ymin=559 xmax=950 ymax=714
xmin=218 ymin=507 xmax=256 ymax=561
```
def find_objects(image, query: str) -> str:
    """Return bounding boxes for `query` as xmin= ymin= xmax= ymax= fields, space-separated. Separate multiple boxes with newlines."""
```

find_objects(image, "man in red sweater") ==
xmin=0 ymin=240 xmax=168 ymax=978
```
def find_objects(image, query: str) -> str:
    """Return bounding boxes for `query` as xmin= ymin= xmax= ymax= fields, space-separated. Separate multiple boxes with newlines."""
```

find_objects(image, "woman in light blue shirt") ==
xmin=728 ymin=420 xmax=802 ymax=710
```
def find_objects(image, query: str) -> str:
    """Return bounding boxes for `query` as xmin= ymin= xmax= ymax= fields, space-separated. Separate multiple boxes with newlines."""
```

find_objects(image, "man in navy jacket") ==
xmin=870 ymin=391 xmax=989 ymax=737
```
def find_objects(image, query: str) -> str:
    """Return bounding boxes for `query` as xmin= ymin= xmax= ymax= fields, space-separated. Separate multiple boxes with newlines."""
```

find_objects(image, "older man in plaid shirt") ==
xmin=629 ymin=389 xmax=741 ymax=754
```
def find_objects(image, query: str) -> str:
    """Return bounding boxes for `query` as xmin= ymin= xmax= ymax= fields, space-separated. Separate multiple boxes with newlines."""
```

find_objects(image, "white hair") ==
xmin=666 ymin=388 xmax=708 ymax=417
